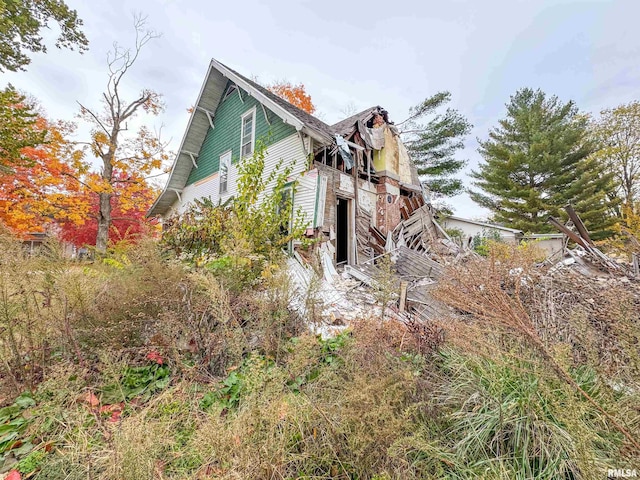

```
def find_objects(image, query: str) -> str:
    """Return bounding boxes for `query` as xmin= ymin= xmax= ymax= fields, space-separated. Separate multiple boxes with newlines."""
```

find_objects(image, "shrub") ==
xmin=161 ymin=137 xmax=308 ymax=291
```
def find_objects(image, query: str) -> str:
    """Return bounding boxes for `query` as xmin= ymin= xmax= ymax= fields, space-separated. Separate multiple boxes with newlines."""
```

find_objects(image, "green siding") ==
xmin=186 ymin=82 xmax=297 ymax=185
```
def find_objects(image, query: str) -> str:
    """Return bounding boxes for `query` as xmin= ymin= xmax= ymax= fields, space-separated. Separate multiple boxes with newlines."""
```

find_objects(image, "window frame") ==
xmin=240 ymin=107 xmax=257 ymax=158
xmin=219 ymin=150 xmax=232 ymax=194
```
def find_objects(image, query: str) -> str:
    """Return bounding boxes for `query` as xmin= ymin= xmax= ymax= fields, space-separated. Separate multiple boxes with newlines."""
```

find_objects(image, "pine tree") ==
xmin=400 ymin=92 xmax=472 ymax=198
xmin=470 ymin=88 xmax=617 ymax=237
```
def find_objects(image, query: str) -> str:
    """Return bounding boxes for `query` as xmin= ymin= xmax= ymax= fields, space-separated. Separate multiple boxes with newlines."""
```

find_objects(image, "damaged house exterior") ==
xmin=149 ymin=59 xmax=438 ymax=265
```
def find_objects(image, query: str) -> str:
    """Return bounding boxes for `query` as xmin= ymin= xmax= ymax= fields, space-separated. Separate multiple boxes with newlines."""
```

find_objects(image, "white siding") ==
xmin=295 ymin=170 xmax=318 ymax=230
xmin=442 ymin=217 xmax=519 ymax=244
xmin=174 ymin=173 xmax=220 ymax=214
xmin=168 ymin=133 xmax=310 ymax=216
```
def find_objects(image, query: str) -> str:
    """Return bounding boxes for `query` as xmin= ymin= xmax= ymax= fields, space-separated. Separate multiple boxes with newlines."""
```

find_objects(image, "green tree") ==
xmin=591 ymin=101 xmax=640 ymax=212
xmin=0 ymin=85 xmax=46 ymax=173
xmin=470 ymin=88 xmax=616 ymax=237
xmin=399 ymin=91 xmax=472 ymax=197
xmin=0 ymin=0 xmax=88 ymax=72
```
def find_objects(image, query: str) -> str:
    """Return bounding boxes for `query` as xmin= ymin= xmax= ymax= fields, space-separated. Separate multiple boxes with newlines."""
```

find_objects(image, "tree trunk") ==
xmin=96 ymin=191 xmax=112 ymax=253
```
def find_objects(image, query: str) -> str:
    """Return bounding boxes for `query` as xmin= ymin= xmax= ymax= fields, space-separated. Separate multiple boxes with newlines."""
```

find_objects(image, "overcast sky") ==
xmin=2 ymin=0 xmax=639 ymax=218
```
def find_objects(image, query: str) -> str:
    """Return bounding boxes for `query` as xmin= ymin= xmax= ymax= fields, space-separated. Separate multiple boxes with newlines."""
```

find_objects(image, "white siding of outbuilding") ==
xmin=442 ymin=217 xmax=521 ymax=244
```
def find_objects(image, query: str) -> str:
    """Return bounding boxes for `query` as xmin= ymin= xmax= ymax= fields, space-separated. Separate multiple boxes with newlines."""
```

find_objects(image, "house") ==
xmin=149 ymin=59 xmax=428 ymax=265
xmin=440 ymin=215 xmax=565 ymax=260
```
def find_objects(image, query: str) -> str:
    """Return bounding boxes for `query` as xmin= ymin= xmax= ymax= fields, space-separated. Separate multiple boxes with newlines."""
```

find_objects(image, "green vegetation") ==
xmin=0 ymin=0 xmax=88 ymax=72
xmin=0 ymin=85 xmax=47 ymax=173
xmin=471 ymin=88 xmax=617 ymax=237
xmin=161 ymin=138 xmax=308 ymax=291
xmin=0 ymin=215 xmax=638 ymax=479
xmin=400 ymin=91 xmax=472 ymax=198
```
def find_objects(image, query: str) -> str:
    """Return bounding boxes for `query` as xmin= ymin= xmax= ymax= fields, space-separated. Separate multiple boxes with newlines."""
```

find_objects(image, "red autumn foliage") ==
xmin=58 ymin=171 xmax=159 ymax=247
xmin=146 ymin=351 xmax=163 ymax=365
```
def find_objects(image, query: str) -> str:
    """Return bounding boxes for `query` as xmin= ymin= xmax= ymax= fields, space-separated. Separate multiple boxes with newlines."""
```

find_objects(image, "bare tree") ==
xmin=78 ymin=14 xmax=168 ymax=252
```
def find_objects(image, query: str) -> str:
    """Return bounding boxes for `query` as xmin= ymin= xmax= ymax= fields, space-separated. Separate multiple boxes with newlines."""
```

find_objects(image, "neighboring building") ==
xmin=521 ymin=233 xmax=565 ymax=260
xmin=441 ymin=215 xmax=524 ymax=245
xmin=440 ymin=215 xmax=565 ymax=260
xmin=22 ymin=232 xmax=48 ymax=255
xmin=149 ymin=59 xmax=426 ymax=265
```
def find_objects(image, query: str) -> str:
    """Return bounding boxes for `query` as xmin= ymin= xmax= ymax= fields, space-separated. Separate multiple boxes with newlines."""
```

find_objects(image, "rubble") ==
xmin=288 ymin=201 xmax=639 ymax=336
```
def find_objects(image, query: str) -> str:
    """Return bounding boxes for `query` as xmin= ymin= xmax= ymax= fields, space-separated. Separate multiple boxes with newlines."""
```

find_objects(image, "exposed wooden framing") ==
xmin=548 ymin=216 xmax=588 ymax=249
xmin=345 ymin=139 xmax=365 ymax=151
xmin=399 ymin=281 xmax=408 ymax=312
xmin=565 ymin=204 xmax=594 ymax=246
xmin=260 ymin=103 xmax=271 ymax=125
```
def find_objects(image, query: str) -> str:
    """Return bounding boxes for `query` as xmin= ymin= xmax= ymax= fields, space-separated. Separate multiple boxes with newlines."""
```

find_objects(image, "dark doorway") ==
xmin=336 ymin=197 xmax=349 ymax=264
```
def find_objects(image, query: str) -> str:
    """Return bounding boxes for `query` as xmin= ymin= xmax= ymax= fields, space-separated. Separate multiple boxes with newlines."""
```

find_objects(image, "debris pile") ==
xmin=288 ymin=202 xmax=639 ymax=333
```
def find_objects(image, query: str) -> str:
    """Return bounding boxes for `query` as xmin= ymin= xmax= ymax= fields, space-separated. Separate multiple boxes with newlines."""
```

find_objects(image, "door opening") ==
xmin=336 ymin=197 xmax=349 ymax=264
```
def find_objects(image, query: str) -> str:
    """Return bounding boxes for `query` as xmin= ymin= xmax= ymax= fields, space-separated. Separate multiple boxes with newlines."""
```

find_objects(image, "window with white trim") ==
xmin=219 ymin=151 xmax=231 ymax=194
xmin=241 ymin=108 xmax=256 ymax=157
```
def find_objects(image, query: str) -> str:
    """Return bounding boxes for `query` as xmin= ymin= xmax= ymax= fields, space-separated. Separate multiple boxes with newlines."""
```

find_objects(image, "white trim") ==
xmin=197 ymin=106 xmax=215 ymax=129
xmin=148 ymin=62 xmax=216 ymax=216
xmin=240 ymin=107 xmax=257 ymax=158
xmin=260 ymin=103 xmax=271 ymax=126
xmin=170 ymin=188 xmax=183 ymax=203
xmin=219 ymin=150 xmax=232 ymax=194
xmin=185 ymin=152 xmax=198 ymax=168
xmin=297 ymin=131 xmax=309 ymax=157
xmin=222 ymin=83 xmax=237 ymax=102
xmin=210 ymin=59 xmax=331 ymax=143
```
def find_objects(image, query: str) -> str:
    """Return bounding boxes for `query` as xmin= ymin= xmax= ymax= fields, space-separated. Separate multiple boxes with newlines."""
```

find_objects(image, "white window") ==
xmin=219 ymin=151 xmax=231 ymax=194
xmin=241 ymin=108 xmax=256 ymax=157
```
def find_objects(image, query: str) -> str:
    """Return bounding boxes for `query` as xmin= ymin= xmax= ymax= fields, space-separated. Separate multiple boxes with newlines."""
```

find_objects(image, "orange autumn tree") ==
xmin=267 ymin=80 xmax=316 ymax=114
xmin=0 ymin=116 xmax=89 ymax=234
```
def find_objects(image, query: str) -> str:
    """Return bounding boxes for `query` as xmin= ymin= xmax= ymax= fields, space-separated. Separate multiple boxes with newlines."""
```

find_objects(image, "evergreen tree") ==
xmin=0 ymin=85 xmax=46 ymax=173
xmin=470 ymin=88 xmax=616 ymax=237
xmin=400 ymin=92 xmax=472 ymax=198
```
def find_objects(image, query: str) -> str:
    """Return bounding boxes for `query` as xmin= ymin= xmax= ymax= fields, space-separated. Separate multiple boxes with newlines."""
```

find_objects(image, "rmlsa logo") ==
xmin=608 ymin=469 xmax=638 ymax=478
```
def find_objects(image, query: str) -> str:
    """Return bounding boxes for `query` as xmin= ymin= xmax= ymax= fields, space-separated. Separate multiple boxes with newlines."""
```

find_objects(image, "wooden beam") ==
xmin=196 ymin=106 xmax=215 ymax=129
xmin=170 ymin=188 xmax=183 ymax=203
xmin=260 ymin=103 xmax=271 ymax=126
xmin=399 ymin=281 xmax=408 ymax=312
xmin=548 ymin=217 xmax=589 ymax=249
xmin=297 ymin=131 xmax=309 ymax=157
xmin=565 ymin=204 xmax=594 ymax=245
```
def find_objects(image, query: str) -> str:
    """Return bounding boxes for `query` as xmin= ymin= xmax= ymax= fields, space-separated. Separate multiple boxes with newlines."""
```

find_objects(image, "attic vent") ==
xmin=223 ymin=84 xmax=238 ymax=101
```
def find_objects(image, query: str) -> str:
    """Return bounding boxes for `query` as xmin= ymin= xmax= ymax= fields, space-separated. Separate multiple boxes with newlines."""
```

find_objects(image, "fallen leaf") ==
xmin=5 ymin=470 xmax=21 ymax=480
xmin=146 ymin=351 xmax=163 ymax=365
xmin=81 ymin=392 xmax=99 ymax=407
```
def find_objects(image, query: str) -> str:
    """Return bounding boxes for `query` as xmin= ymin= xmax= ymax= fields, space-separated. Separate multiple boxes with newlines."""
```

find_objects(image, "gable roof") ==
xmin=148 ymin=58 xmax=336 ymax=217
xmin=223 ymin=63 xmax=335 ymax=142
xmin=331 ymin=106 xmax=384 ymax=136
